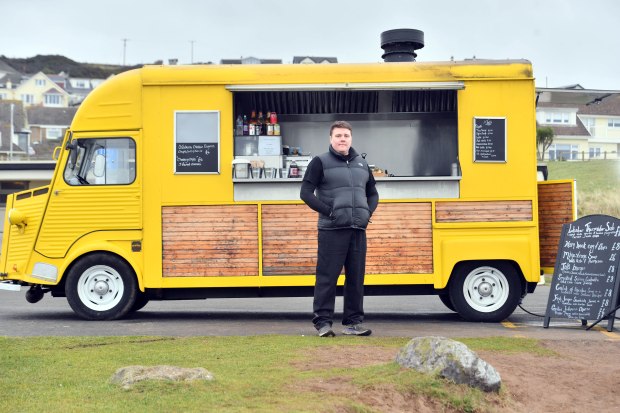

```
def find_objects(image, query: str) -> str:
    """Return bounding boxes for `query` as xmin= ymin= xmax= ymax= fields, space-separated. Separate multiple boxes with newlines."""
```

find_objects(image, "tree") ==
xmin=537 ymin=126 xmax=555 ymax=161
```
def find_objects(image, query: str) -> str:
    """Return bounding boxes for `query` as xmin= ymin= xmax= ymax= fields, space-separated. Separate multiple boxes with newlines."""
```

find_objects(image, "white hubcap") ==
xmin=77 ymin=265 xmax=124 ymax=311
xmin=462 ymin=266 xmax=509 ymax=313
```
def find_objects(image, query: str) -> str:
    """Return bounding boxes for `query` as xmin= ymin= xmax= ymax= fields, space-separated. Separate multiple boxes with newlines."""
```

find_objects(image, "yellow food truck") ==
xmin=0 ymin=34 xmax=574 ymax=321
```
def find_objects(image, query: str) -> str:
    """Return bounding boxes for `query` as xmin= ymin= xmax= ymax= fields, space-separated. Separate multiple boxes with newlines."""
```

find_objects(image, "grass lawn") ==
xmin=545 ymin=160 xmax=620 ymax=217
xmin=0 ymin=335 xmax=551 ymax=413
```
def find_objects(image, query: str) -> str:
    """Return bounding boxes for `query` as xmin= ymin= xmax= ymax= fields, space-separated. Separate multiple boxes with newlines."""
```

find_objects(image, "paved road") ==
xmin=1 ymin=286 xmax=618 ymax=340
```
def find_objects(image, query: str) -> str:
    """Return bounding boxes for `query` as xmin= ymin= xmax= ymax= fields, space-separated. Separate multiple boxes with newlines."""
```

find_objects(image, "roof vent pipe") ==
xmin=380 ymin=29 xmax=425 ymax=62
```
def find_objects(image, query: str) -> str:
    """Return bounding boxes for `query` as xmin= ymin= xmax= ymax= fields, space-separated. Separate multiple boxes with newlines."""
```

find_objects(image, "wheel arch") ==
xmin=59 ymin=243 xmax=144 ymax=293
xmin=447 ymin=259 xmax=525 ymax=322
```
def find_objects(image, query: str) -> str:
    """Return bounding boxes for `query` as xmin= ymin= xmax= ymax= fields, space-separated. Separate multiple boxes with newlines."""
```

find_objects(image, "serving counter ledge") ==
xmin=233 ymin=176 xmax=461 ymax=201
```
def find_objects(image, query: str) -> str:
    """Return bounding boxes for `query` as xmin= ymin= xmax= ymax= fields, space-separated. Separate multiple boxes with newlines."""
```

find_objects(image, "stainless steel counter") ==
xmin=233 ymin=176 xmax=460 ymax=201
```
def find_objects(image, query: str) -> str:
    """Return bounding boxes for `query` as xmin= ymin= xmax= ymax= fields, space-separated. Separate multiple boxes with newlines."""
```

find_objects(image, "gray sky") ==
xmin=1 ymin=0 xmax=619 ymax=90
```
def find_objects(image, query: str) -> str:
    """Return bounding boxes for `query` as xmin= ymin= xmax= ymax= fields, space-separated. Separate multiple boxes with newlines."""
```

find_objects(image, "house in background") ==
xmin=0 ymin=61 xmax=23 ymax=100
xmin=220 ymin=57 xmax=282 ymax=64
xmin=64 ymin=74 xmax=107 ymax=106
xmin=293 ymin=56 xmax=338 ymax=64
xmin=536 ymin=86 xmax=620 ymax=160
xmin=0 ymin=100 xmax=55 ymax=211
xmin=27 ymin=106 xmax=77 ymax=158
xmin=0 ymin=100 xmax=27 ymax=157
xmin=9 ymin=72 xmax=71 ymax=107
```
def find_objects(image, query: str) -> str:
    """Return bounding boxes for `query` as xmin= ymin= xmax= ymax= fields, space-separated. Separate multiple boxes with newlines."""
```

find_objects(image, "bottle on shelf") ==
xmin=265 ymin=111 xmax=272 ymax=135
xmin=242 ymin=115 xmax=249 ymax=135
xmin=288 ymin=161 xmax=299 ymax=178
xmin=257 ymin=111 xmax=265 ymax=135
xmin=271 ymin=111 xmax=280 ymax=135
xmin=249 ymin=110 xmax=257 ymax=136
xmin=235 ymin=115 xmax=243 ymax=136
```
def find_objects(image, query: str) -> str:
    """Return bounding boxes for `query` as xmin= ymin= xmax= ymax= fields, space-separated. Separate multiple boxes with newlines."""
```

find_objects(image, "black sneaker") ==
xmin=342 ymin=324 xmax=372 ymax=336
xmin=318 ymin=325 xmax=335 ymax=337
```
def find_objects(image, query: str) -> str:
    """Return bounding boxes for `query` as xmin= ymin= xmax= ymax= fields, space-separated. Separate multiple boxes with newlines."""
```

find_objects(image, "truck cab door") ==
xmin=35 ymin=133 xmax=142 ymax=258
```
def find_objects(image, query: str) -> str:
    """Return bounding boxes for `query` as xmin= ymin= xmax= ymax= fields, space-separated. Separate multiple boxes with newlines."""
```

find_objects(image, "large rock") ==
xmin=395 ymin=336 xmax=501 ymax=392
xmin=111 ymin=365 xmax=214 ymax=389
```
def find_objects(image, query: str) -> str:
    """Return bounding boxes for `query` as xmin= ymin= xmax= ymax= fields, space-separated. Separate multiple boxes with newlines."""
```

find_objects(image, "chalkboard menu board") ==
xmin=174 ymin=111 xmax=220 ymax=174
xmin=176 ymin=142 xmax=219 ymax=173
xmin=544 ymin=215 xmax=620 ymax=331
xmin=473 ymin=117 xmax=506 ymax=162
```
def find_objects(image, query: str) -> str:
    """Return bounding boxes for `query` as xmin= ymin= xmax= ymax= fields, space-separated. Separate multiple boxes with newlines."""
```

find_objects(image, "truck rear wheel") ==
xmin=65 ymin=253 xmax=138 ymax=320
xmin=449 ymin=261 xmax=521 ymax=322
xmin=438 ymin=294 xmax=456 ymax=312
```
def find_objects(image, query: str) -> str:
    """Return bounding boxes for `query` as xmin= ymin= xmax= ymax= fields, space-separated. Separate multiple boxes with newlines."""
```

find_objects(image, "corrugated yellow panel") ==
xmin=4 ymin=189 xmax=49 ymax=273
xmin=36 ymin=187 xmax=141 ymax=258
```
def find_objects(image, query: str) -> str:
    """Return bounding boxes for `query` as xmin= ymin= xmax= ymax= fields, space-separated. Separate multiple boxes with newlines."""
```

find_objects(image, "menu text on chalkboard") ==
xmin=174 ymin=110 xmax=220 ymax=174
xmin=473 ymin=117 xmax=506 ymax=162
xmin=544 ymin=215 xmax=620 ymax=331
xmin=176 ymin=142 xmax=219 ymax=173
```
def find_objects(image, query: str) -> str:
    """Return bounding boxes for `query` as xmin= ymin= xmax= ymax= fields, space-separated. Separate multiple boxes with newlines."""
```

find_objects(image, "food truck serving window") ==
xmin=233 ymin=89 xmax=458 ymax=177
xmin=64 ymin=138 xmax=136 ymax=186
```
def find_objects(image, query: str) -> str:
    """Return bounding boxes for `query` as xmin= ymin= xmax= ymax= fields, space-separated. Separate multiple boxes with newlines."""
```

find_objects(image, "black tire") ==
xmin=438 ymin=294 xmax=456 ymax=312
xmin=128 ymin=292 xmax=149 ymax=313
xmin=65 ymin=253 xmax=138 ymax=320
xmin=448 ymin=261 xmax=522 ymax=322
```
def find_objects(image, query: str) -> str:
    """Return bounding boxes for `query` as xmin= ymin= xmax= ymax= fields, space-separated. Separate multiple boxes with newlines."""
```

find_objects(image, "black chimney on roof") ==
xmin=380 ymin=29 xmax=425 ymax=62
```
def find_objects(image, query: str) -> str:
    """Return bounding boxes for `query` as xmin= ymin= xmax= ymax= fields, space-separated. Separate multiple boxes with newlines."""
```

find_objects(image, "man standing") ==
xmin=300 ymin=121 xmax=379 ymax=337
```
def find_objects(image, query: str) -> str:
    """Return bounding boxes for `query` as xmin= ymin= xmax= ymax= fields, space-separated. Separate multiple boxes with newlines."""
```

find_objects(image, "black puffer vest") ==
xmin=316 ymin=146 xmax=371 ymax=230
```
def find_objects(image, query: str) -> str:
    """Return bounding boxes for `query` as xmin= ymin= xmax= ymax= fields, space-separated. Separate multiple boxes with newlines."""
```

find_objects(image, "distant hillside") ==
xmin=0 ymin=54 xmax=141 ymax=78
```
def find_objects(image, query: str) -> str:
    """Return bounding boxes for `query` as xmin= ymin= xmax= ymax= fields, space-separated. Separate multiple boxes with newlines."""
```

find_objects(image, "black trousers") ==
xmin=312 ymin=228 xmax=367 ymax=329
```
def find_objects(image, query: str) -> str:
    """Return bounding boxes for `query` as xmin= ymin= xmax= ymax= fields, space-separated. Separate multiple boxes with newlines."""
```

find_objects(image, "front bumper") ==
xmin=0 ymin=281 xmax=22 ymax=291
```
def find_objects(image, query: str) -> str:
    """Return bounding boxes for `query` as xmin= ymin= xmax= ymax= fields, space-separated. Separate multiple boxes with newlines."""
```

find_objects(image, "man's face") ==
xmin=330 ymin=127 xmax=352 ymax=156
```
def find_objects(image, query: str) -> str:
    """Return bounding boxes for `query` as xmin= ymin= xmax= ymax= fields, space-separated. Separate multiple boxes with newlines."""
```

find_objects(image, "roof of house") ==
xmin=536 ymin=88 xmax=620 ymax=137
xmin=27 ymin=106 xmax=77 ymax=125
xmin=0 ymin=60 xmax=19 ymax=75
xmin=578 ymin=93 xmax=620 ymax=116
xmin=220 ymin=57 xmax=282 ymax=64
xmin=292 ymin=56 xmax=338 ymax=64
xmin=0 ymin=72 xmax=24 ymax=88
xmin=547 ymin=116 xmax=590 ymax=136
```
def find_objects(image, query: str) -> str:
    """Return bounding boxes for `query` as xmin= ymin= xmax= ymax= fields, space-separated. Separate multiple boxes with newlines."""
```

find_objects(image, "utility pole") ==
xmin=190 ymin=40 xmax=196 ymax=64
xmin=122 ymin=38 xmax=130 ymax=66
xmin=9 ymin=103 xmax=14 ymax=160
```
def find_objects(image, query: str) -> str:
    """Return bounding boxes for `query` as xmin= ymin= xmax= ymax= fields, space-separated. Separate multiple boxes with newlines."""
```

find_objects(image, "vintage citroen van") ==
xmin=0 ymin=55 xmax=574 ymax=321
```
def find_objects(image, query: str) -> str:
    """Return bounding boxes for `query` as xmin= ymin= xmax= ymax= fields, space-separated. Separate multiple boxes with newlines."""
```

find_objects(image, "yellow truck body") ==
xmin=0 ymin=59 xmax=575 ymax=321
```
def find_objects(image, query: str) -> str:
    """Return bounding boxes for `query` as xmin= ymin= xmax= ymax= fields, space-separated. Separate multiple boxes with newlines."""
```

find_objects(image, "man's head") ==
xmin=329 ymin=120 xmax=353 ymax=156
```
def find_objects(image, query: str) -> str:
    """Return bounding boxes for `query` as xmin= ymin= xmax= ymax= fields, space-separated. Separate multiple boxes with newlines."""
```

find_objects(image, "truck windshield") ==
xmin=64 ymin=138 xmax=136 ymax=186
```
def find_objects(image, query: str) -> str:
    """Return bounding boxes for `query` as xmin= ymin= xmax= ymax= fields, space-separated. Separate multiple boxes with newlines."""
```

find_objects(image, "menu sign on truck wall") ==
xmin=544 ymin=215 xmax=620 ymax=331
xmin=473 ymin=117 xmax=506 ymax=162
xmin=176 ymin=142 xmax=219 ymax=173
xmin=174 ymin=111 xmax=220 ymax=174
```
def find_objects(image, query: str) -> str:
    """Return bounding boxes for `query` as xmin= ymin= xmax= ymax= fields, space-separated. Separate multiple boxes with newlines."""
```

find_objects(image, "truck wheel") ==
xmin=449 ymin=262 xmax=521 ymax=322
xmin=438 ymin=294 xmax=456 ymax=312
xmin=129 ymin=292 xmax=149 ymax=313
xmin=65 ymin=253 xmax=138 ymax=320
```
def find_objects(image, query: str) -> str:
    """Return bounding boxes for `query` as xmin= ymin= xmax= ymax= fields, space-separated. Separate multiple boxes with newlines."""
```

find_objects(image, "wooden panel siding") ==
xmin=162 ymin=205 xmax=259 ymax=277
xmin=366 ymin=203 xmax=433 ymax=274
xmin=435 ymin=200 xmax=533 ymax=223
xmin=538 ymin=182 xmax=574 ymax=268
xmin=261 ymin=204 xmax=318 ymax=275
xmin=262 ymin=202 xmax=434 ymax=275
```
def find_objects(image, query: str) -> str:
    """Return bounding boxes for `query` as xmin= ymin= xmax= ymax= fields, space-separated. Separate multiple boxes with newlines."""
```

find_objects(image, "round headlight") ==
xmin=8 ymin=208 xmax=27 ymax=226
